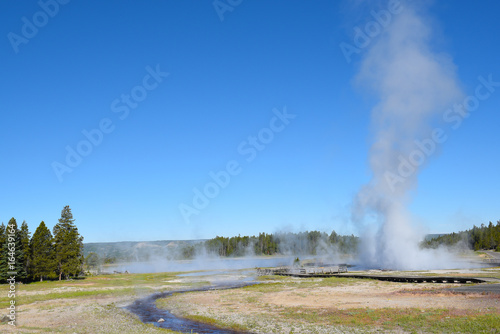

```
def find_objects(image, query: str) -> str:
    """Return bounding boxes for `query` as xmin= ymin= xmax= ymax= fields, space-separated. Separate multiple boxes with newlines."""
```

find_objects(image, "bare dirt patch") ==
xmin=170 ymin=279 xmax=500 ymax=311
xmin=159 ymin=276 xmax=500 ymax=333
xmin=0 ymin=294 xmax=165 ymax=334
xmin=0 ymin=273 xmax=185 ymax=333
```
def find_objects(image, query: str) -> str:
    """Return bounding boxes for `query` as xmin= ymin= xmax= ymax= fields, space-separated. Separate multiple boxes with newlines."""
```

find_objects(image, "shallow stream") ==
xmin=126 ymin=282 xmax=253 ymax=334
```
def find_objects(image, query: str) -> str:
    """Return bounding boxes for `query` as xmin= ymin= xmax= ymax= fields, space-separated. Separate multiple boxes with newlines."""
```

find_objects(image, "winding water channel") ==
xmin=126 ymin=282 xmax=253 ymax=334
xmin=122 ymin=257 xmax=294 ymax=333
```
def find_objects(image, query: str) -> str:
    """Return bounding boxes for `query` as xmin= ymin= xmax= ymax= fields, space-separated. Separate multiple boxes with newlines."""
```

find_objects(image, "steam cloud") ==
xmin=352 ymin=1 xmax=465 ymax=270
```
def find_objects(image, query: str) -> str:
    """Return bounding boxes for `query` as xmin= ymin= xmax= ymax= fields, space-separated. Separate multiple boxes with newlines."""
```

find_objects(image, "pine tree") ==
xmin=0 ymin=218 xmax=27 ymax=282
xmin=0 ymin=223 xmax=5 ymax=246
xmin=19 ymin=221 xmax=31 ymax=281
xmin=30 ymin=221 xmax=56 ymax=282
xmin=0 ymin=223 xmax=6 ymax=283
xmin=53 ymin=206 xmax=84 ymax=280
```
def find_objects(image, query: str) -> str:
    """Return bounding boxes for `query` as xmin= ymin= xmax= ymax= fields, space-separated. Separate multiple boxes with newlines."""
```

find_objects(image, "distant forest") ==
xmin=85 ymin=220 xmax=500 ymax=265
xmin=423 ymin=220 xmax=500 ymax=251
xmin=88 ymin=231 xmax=359 ymax=264
xmin=195 ymin=230 xmax=358 ymax=258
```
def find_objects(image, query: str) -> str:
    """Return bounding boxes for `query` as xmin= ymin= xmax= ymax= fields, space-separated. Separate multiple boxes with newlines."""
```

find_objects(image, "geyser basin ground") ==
xmin=2 ymin=256 xmax=500 ymax=333
xmin=126 ymin=282 xmax=253 ymax=333
xmin=156 ymin=267 xmax=500 ymax=333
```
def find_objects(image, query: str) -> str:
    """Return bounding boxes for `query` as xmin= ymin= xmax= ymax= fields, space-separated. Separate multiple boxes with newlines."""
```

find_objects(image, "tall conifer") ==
xmin=19 ymin=221 xmax=31 ymax=281
xmin=0 ymin=218 xmax=27 ymax=282
xmin=30 ymin=221 xmax=56 ymax=281
xmin=53 ymin=206 xmax=84 ymax=280
xmin=0 ymin=223 xmax=6 ymax=283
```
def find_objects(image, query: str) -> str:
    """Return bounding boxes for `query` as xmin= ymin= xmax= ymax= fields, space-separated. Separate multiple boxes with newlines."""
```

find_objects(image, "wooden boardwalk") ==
xmin=257 ymin=266 xmax=347 ymax=277
xmin=257 ymin=267 xmax=490 ymax=284
xmin=335 ymin=274 xmax=487 ymax=284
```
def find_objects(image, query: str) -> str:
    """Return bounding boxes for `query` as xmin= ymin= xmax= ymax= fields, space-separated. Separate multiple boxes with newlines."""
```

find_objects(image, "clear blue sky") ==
xmin=1 ymin=0 xmax=499 ymax=242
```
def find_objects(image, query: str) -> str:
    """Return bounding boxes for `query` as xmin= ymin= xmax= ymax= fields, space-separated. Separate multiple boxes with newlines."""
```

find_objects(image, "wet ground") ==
xmin=449 ymin=283 xmax=500 ymax=294
xmin=125 ymin=259 xmax=500 ymax=333
xmin=126 ymin=282 xmax=255 ymax=334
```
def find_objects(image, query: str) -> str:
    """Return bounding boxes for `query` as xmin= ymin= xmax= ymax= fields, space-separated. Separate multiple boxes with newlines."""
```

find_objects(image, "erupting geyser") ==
xmin=351 ymin=1 xmax=465 ymax=270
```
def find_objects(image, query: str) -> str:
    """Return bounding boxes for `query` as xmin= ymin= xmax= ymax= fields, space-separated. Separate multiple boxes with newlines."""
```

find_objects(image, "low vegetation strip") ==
xmin=280 ymin=307 xmax=500 ymax=333
xmin=0 ymin=287 xmax=146 ymax=308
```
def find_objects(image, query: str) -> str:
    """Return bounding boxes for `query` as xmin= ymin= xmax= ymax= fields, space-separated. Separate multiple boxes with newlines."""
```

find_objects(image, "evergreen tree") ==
xmin=30 ymin=221 xmax=56 ymax=282
xmin=423 ymin=220 xmax=500 ymax=251
xmin=0 ymin=218 xmax=27 ymax=282
xmin=0 ymin=223 xmax=6 ymax=283
xmin=0 ymin=223 xmax=5 ymax=246
xmin=19 ymin=221 xmax=31 ymax=280
xmin=203 ymin=230 xmax=358 ymax=257
xmin=53 ymin=206 xmax=84 ymax=280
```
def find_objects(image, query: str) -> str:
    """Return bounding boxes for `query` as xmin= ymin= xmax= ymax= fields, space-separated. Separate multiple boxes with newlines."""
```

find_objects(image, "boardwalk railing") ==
xmin=256 ymin=267 xmax=487 ymax=284
xmin=257 ymin=265 xmax=347 ymax=276
xmin=483 ymin=258 xmax=500 ymax=264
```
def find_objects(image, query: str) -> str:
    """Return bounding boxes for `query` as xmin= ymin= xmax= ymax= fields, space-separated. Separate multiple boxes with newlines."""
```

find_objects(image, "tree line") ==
xmin=0 ymin=205 xmax=84 ymax=283
xmin=186 ymin=230 xmax=359 ymax=258
xmin=423 ymin=220 xmax=500 ymax=251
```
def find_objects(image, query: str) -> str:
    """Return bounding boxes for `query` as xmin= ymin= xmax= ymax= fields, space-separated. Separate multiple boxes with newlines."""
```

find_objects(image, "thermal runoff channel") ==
xmin=351 ymin=2 xmax=465 ymax=270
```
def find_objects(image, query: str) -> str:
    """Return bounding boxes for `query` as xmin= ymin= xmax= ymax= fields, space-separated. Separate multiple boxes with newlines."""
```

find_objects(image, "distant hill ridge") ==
xmin=84 ymin=234 xmax=445 ymax=262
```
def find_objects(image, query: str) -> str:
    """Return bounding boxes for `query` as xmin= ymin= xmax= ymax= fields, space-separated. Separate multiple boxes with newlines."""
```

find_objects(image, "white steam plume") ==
xmin=352 ymin=2 xmax=465 ymax=270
